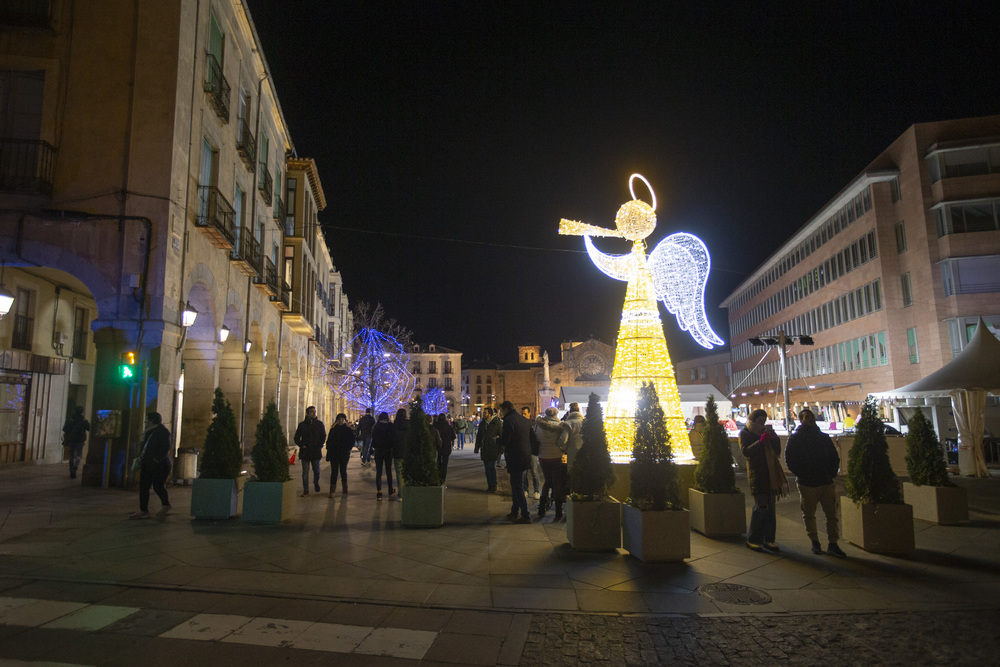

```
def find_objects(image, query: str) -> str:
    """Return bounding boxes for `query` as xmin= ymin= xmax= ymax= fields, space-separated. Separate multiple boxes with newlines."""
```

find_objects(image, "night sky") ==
xmin=244 ymin=0 xmax=999 ymax=364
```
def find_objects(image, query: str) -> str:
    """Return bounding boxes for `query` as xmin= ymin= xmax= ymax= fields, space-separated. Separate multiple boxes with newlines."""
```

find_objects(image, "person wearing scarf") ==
xmin=740 ymin=409 xmax=788 ymax=552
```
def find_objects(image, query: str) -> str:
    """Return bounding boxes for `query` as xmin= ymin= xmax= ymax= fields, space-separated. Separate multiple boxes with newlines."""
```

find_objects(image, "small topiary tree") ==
xmin=694 ymin=394 xmax=738 ymax=494
xmin=845 ymin=396 xmax=903 ymax=504
xmin=251 ymin=400 xmax=290 ymax=483
xmin=628 ymin=382 xmax=680 ymax=511
xmin=199 ymin=388 xmax=243 ymax=479
xmin=569 ymin=392 xmax=615 ymax=500
xmin=904 ymin=408 xmax=953 ymax=487
xmin=403 ymin=398 xmax=439 ymax=486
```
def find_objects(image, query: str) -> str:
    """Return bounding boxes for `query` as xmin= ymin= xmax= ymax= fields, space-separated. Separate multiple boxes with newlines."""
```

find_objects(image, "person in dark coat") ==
xmin=358 ymin=408 xmax=376 ymax=467
xmin=785 ymin=409 xmax=846 ymax=558
xmin=434 ymin=414 xmax=456 ymax=483
xmin=325 ymin=413 xmax=355 ymax=497
xmin=294 ymin=406 xmax=326 ymax=496
xmin=391 ymin=408 xmax=409 ymax=496
xmin=370 ymin=412 xmax=395 ymax=500
xmin=740 ymin=409 xmax=788 ymax=552
xmin=474 ymin=407 xmax=502 ymax=492
xmin=62 ymin=405 xmax=89 ymax=479
xmin=130 ymin=412 xmax=172 ymax=519
xmin=499 ymin=401 xmax=532 ymax=523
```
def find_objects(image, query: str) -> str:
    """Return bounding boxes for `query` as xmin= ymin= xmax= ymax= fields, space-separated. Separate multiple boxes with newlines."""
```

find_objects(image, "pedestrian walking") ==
xmin=454 ymin=415 xmax=467 ymax=449
xmin=784 ymin=408 xmax=847 ymax=558
xmin=740 ymin=409 xmax=788 ymax=552
xmin=358 ymin=408 xmax=376 ymax=467
xmin=559 ymin=402 xmax=584 ymax=493
xmin=294 ymin=406 xmax=326 ymax=496
xmin=325 ymin=413 xmax=354 ymax=496
xmin=434 ymin=414 xmax=456 ymax=483
xmin=371 ymin=412 xmax=395 ymax=500
xmin=474 ymin=407 xmax=502 ymax=492
xmin=62 ymin=405 xmax=89 ymax=479
xmin=521 ymin=406 xmax=541 ymax=499
xmin=535 ymin=407 xmax=566 ymax=519
xmin=130 ymin=412 xmax=172 ymax=519
xmin=499 ymin=401 xmax=532 ymax=523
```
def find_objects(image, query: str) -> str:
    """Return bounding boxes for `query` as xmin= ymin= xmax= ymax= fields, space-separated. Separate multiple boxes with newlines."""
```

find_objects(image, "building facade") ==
xmin=0 ymin=1 xmax=348 ymax=476
xmin=721 ymin=115 xmax=1000 ymax=422
xmin=673 ymin=351 xmax=733 ymax=396
xmin=409 ymin=343 xmax=461 ymax=416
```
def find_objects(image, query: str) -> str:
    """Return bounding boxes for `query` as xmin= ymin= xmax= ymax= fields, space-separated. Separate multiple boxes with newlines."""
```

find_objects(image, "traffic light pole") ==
xmin=778 ymin=330 xmax=792 ymax=431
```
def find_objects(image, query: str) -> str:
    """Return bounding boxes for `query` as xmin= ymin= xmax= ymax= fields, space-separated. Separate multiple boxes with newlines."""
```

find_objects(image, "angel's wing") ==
xmin=647 ymin=233 xmax=725 ymax=349
xmin=583 ymin=235 xmax=632 ymax=282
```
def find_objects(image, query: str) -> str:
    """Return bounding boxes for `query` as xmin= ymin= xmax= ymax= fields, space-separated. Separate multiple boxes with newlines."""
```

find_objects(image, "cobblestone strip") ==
xmin=521 ymin=609 xmax=1000 ymax=666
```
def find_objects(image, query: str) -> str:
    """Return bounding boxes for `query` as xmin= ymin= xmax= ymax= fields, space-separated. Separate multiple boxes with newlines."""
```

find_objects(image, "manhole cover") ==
xmin=697 ymin=583 xmax=772 ymax=605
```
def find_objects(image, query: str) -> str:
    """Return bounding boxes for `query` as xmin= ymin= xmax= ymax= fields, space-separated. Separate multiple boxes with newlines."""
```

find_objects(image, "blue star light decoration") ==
xmin=421 ymin=387 xmax=448 ymax=416
xmin=335 ymin=328 xmax=415 ymax=415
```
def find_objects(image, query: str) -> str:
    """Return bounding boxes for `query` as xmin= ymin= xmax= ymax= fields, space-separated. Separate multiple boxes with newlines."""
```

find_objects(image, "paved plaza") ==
xmin=1 ymin=449 xmax=999 ymax=665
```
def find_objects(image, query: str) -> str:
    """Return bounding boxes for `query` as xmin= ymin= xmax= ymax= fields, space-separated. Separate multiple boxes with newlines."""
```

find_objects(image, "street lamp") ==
xmin=181 ymin=302 xmax=198 ymax=327
xmin=749 ymin=330 xmax=814 ymax=430
xmin=219 ymin=325 xmax=231 ymax=343
xmin=0 ymin=283 xmax=13 ymax=319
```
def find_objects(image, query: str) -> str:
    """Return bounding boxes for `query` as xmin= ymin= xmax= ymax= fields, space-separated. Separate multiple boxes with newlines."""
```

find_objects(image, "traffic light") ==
xmin=119 ymin=351 xmax=136 ymax=381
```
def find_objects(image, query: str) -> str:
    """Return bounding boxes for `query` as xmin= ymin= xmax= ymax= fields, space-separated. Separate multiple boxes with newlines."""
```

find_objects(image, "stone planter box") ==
xmin=190 ymin=475 xmax=246 ymax=519
xmin=688 ymin=488 xmax=747 ymax=537
xmin=841 ymin=498 xmax=915 ymax=554
xmin=903 ymin=482 xmax=968 ymax=525
xmin=242 ymin=479 xmax=298 ymax=524
xmin=566 ymin=498 xmax=621 ymax=551
xmin=401 ymin=485 xmax=445 ymax=528
xmin=621 ymin=504 xmax=690 ymax=562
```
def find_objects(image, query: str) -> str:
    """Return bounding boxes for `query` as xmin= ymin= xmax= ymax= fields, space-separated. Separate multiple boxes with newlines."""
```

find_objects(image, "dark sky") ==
xmin=245 ymin=0 xmax=999 ymax=364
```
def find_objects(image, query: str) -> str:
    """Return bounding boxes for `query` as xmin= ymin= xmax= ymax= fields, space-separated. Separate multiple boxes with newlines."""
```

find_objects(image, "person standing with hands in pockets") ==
xmin=740 ymin=409 xmax=788 ymax=552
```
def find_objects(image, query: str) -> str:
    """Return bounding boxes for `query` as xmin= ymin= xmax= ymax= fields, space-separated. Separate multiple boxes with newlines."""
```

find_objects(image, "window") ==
xmin=283 ymin=245 xmax=294 ymax=288
xmin=445 ymin=378 xmax=453 ymax=390
xmin=689 ymin=369 xmax=698 ymax=381
xmin=890 ymin=177 xmax=901 ymax=202
xmin=895 ymin=221 xmax=906 ymax=253
xmin=258 ymin=133 xmax=269 ymax=189
xmin=284 ymin=177 xmax=297 ymax=235
xmin=699 ymin=367 xmax=707 ymax=380
xmin=940 ymin=255 xmax=1000 ymax=296
xmin=428 ymin=377 xmax=437 ymax=388
xmin=937 ymin=201 xmax=1000 ymax=236
xmin=72 ymin=306 xmax=88 ymax=360
xmin=12 ymin=287 xmax=33 ymax=350
xmin=444 ymin=361 xmax=452 ymax=374
xmin=907 ymin=327 xmax=919 ymax=363
xmin=901 ymin=273 xmax=913 ymax=307
xmin=475 ymin=375 xmax=481 ymax=384
xmin=428 ymin=361 xmax=437 ymax=374
xmin=412 ymin=362 xmax=421 ymax=374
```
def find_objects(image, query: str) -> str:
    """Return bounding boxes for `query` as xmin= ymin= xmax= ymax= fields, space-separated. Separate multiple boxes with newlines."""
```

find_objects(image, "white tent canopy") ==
xmin=872 ymin=317 xmax=1000 ymax=477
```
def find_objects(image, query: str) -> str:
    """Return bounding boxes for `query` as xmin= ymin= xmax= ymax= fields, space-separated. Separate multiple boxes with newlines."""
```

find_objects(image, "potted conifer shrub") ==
xmin=190 ymin=388 xmax=246 ymax=518
xmin=842 ymin=397 xmax=915 ymax=554
xmin=689 ymin=395 xmax=746 ymax=537
xmin=401 ymin=399 xmax=444 ymax=528
xmin=622 ymin=382 xmax=689 ymax=562
xmin=243 ymin=401 xmax=297 ymax=523
xmin=566 ymin=393 xmax=620 ymax=551
xmin=903 ymin=409 xmax=968 ymax=525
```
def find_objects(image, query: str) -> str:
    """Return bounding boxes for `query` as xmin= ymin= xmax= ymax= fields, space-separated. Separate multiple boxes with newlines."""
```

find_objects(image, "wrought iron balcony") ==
xmin=12 ymin=315 xmax=33 ymax=351
xmin=195 ymin=185 xmax=236 ymax=248
xmin=236 ymin=119 xmax=256 ymax=171
xmin=254 ymin=255 xmax=279 ymax=297
xmin=204 ymin=53 xmax=230 ymax=123
xmin=258 ymin=167 xmax=273 ymax=203
xmin=230 ymin=226 xmax=261 ymax=277
xmin=271 ymin=279 xmax=291 ymax=311
xmin=0 ymin=138 xmax=57 ymax=195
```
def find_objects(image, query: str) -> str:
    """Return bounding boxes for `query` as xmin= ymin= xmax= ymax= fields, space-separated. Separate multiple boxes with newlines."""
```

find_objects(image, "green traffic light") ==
xmin=120 ymin=365 xmax=134 ymax=379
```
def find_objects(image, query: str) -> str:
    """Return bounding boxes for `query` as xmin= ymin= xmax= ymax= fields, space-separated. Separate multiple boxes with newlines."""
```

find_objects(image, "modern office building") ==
xmin=0 ymin=1 xmax=349 ymax=476
xmin=721 ymin=115 xmax=1000 ymax=423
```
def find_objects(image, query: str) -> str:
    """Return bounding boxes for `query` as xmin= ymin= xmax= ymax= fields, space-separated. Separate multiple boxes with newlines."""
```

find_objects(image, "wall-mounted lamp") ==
xmin=263 ymin=350 xmax=267 ymax=359
xmin=0 ymin=284 xmax=13 ymax=319
xmin=245 ymin=340 xmax=252 ymax=353
xmin=181 ymin=302 xmax=198 ymax=327
xmin=219 ymin=325 xmax=231 ymax=343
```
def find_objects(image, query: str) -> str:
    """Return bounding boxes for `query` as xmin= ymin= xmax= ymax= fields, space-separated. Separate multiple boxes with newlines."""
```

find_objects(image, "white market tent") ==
xmin=872 ymin=317 xmax=1000 ymax=477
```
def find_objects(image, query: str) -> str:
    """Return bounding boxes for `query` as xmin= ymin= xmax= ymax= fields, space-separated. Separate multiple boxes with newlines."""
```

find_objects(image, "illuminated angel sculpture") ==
xmin=559 ymin=174 xmax=724 ymax=460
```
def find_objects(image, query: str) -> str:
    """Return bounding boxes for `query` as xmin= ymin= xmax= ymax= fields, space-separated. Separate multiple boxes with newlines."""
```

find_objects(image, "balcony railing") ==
xmin=12 ymin=315 xmax=33 ymax=351
xmin=195 ymin=185 xmax=236 ymax=248
xmin=0 ymin=139 xmax=57 ymax=195
xmin=271 ymin=279 xmax=291 ymax=311
xmin=72 ymin=329 xmax=88 ymax=360
xmin=230 ymin=226 xmax=261 ymax=276
xmin=258 ymin=167 xmax=273 ymax=203
xmin=254 ymin=255 xmax=279 ymax=297
xmin=236 ymin=119 xmax=256 ymax=171
xmin=204 ymin=53 xmax=230 ymax=123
